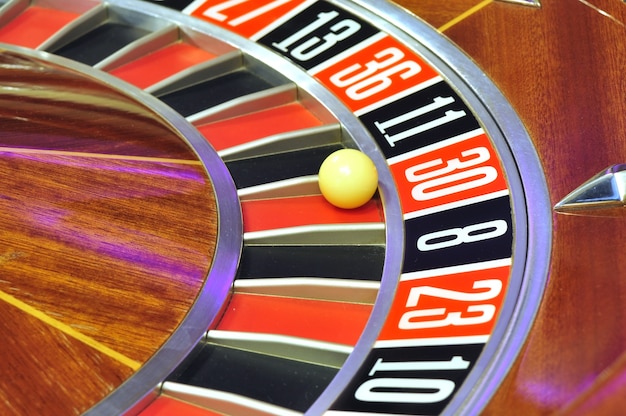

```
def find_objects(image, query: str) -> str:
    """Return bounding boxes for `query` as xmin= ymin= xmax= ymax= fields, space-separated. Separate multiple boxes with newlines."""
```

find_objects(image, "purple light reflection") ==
xmin=23 ymin=203 xmax=68 ymax=229
xmin=0 ymin=150 xmax=206 ymax=181
xmin=517 ymin=371 xmax=598 ymax=409
xmin=575 ymin=366 xmax=626 ymax=410
xmin=4 ymin=150 xmax=215 ymax=288
xmin=23 ymin=203 xmax=209 ymax=287
xmin=0 ymin=150 xmax=211 ymax=203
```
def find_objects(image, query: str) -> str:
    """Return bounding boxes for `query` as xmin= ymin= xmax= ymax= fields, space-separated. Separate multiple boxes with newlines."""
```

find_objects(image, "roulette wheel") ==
xmin=0 ymin=0 xmax=623 ymax=415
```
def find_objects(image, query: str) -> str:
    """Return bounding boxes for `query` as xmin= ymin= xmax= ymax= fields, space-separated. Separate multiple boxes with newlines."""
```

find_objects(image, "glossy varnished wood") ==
xmin=395 ymin=0 xmax=626 ymax=414
xmin=394 ymin=0 xmax=483 ymax=29
xmin=0 ymin=51 xmax=219 ymax=414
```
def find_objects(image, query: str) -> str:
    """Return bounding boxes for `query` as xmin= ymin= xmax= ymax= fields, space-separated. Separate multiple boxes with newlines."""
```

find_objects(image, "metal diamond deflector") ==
xmin=555 ymin=164 xmax=626 ymax=212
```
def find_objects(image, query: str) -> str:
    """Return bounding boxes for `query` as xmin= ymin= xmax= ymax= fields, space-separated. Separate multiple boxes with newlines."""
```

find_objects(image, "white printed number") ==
xmin=375 ymin=96 xmax=467 ymax=147
xmin=399 ymin=279 xmax=503 ymax=330
xmin=417 ymin=220 xmax=508 ymax=252
xmin=272 ymin=11 xmax=361 ymax=61
xmin=405 ymin=146 xmax=498 ymax=201
xmin=329 ymin=47 xmax=421 ymax=100
xmin=355 ymin=356 xmax=470 ymax=404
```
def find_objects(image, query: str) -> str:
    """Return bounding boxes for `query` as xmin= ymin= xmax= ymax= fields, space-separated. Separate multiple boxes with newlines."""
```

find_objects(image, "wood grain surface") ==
xmin=0 ymin=51 xmax=219 ymax=415
xmin=394 ymin=0 xmax=626 ymax=414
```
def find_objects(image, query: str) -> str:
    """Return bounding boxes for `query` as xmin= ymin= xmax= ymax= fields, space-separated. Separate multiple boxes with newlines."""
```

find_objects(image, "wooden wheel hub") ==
xmin=0 ymin=48 xmax=238 ymax=415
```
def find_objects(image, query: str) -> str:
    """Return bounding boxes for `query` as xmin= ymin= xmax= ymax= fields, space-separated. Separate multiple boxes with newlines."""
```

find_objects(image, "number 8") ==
xmin=417 ymin=220 xmax=508 ymax=252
